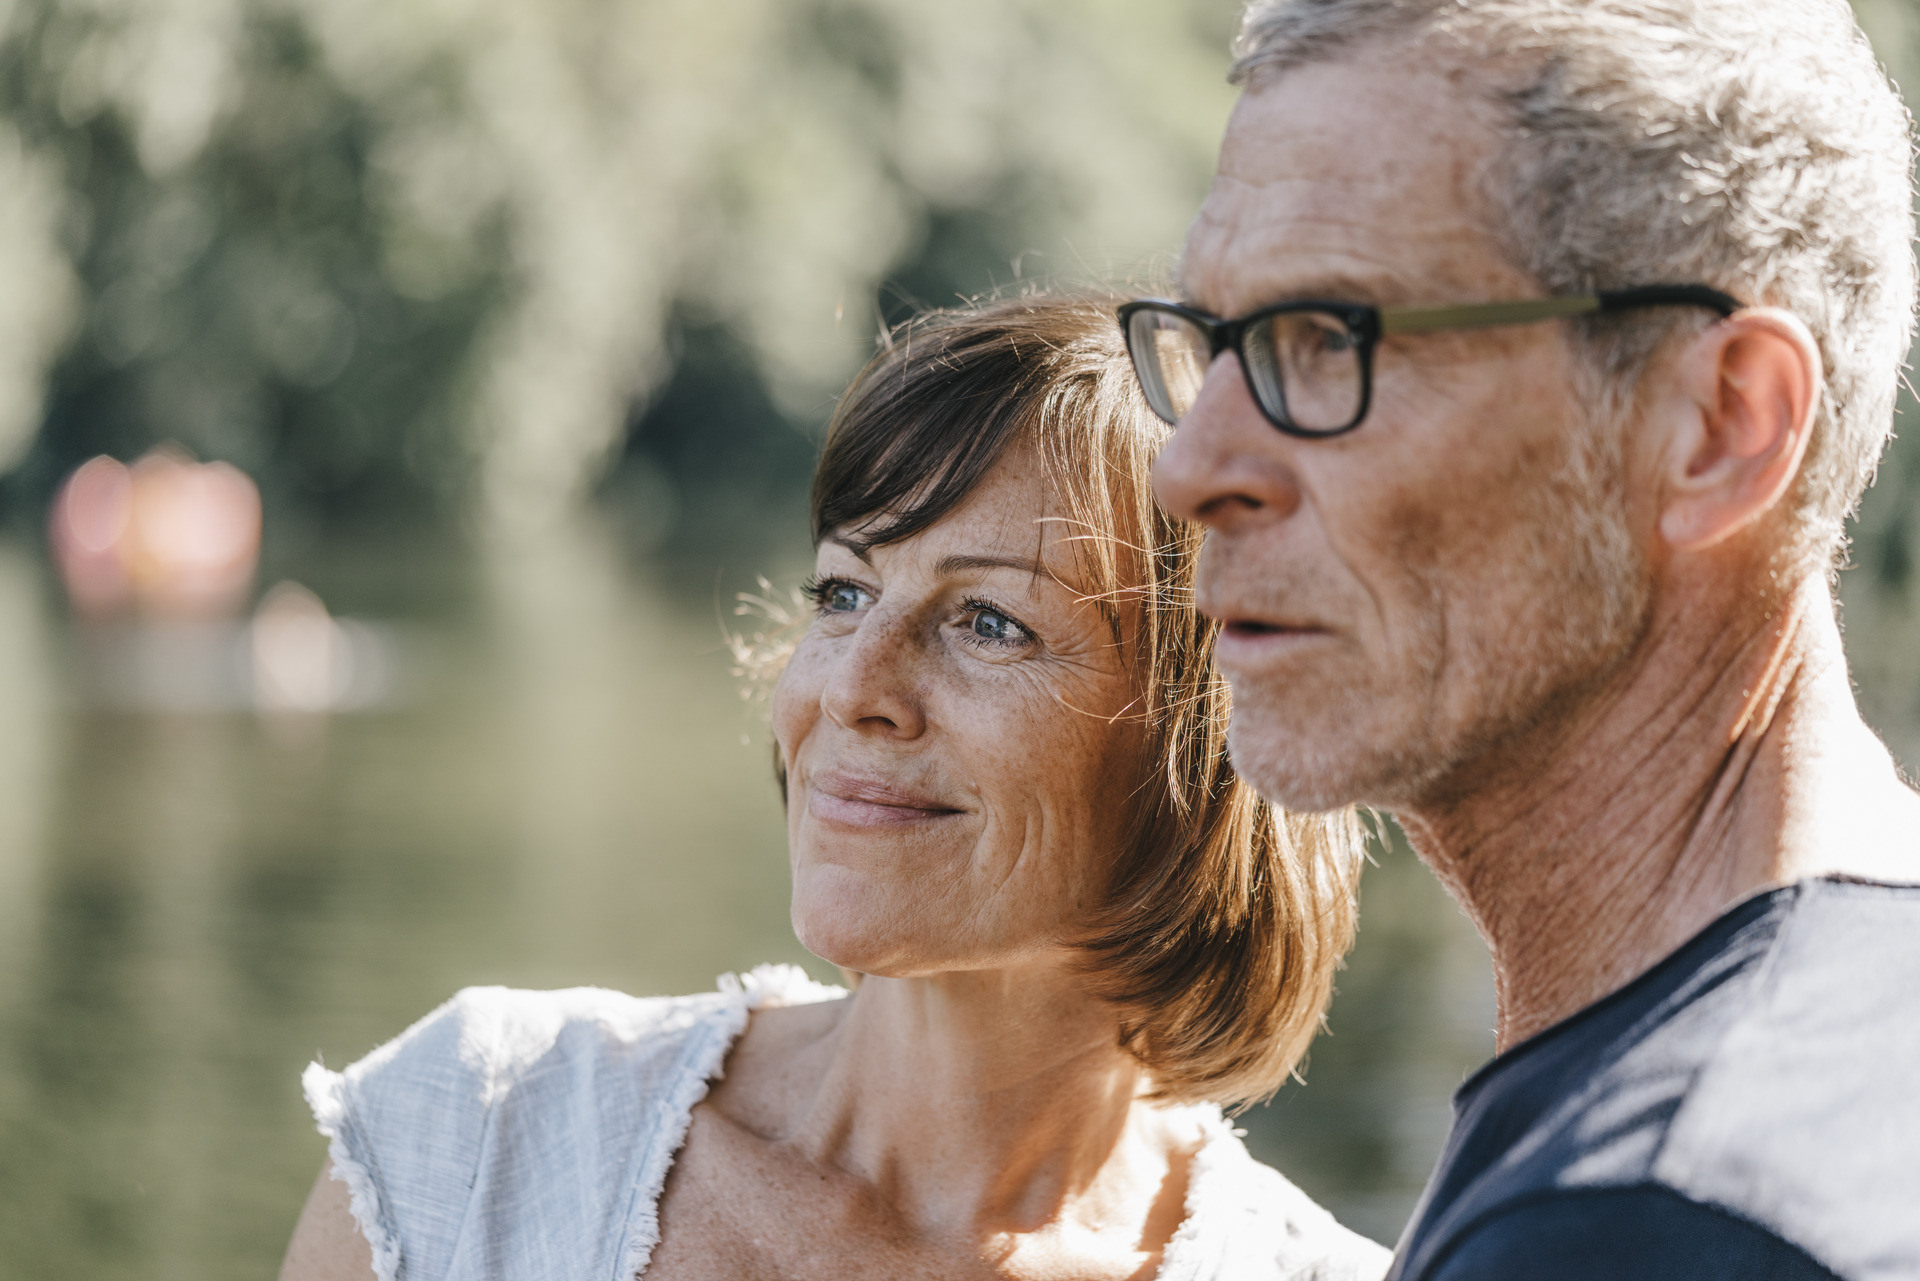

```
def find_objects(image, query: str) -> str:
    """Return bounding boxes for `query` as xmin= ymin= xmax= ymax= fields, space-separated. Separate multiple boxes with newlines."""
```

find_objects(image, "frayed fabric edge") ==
xmin=1153 ymin=1106 xmax=1237 ymax=1281
xmin=617 ymin=998 xmax=753 ymax=1279
xmin=620 ymin=966 xmax=848 ymax=1278
xmin=303 ymin=1062 xmax=404 ymax=1281
xmin=718 ymin=961 xmax=846 ymax=1010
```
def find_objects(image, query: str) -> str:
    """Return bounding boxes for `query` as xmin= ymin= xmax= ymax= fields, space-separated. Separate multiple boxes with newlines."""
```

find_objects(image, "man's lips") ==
xmin=808 ymin=772 xmax=963 ymax=828
xmin=1216 ymin=618 xmax=1331 ymax=660
xmin=1220 ymin=618 xmax=1326 ymax=638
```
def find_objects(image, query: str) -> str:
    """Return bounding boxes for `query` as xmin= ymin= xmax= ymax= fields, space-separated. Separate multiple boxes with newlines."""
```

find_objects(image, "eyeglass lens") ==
xmin=1125 ymin=307 xmax=1365 ymax=434
xmin=1124 ymin=309 xmax=1210 ymax=422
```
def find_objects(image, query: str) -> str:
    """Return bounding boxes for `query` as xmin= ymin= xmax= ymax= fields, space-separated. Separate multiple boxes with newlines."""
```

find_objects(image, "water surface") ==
xmin=0 ymin=522 xmax=1494 ymax=1273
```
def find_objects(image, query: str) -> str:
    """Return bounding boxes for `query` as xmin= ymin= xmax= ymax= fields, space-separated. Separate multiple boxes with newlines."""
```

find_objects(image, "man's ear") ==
xmin=1655 ymin=307 xmax=1821 ymax=552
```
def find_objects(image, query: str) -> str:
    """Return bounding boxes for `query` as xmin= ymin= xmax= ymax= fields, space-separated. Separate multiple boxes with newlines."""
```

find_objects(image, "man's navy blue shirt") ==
xmin=1388 ymin=876 xmax=1920 ymax=1280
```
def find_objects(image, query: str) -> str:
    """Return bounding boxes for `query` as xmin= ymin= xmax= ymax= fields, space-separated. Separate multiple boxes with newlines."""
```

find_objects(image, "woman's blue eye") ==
xmin=806 ymin=577 xmax=871 ymax=614
xmin=959 ymin=596 xmax=1031 ymax=645
xmin=970 ymin=609 xmax=1023 ymax=642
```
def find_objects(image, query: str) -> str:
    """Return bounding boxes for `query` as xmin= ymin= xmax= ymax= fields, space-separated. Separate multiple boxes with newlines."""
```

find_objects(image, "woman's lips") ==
xmin=808 ymin=772 xmax=963 ymax=828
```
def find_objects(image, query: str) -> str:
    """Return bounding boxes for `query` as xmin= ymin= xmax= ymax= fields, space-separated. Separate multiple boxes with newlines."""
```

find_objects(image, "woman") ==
xmin=281 ymin=295 xmax=1389 ymax=1281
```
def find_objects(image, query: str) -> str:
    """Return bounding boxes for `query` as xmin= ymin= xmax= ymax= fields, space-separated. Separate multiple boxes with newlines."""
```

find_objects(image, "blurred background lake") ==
xmin=0 ymin=0 xmax=1916 ymax=1274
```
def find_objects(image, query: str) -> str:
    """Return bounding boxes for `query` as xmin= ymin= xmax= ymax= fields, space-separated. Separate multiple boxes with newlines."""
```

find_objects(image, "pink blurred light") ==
xmin=51 ymin=457 xmax=135 ymax=614
xmin=51 ymin=448 xmax=262 ymax=618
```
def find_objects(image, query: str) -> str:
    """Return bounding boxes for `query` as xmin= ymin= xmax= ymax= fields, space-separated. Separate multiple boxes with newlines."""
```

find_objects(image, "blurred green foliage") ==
xmin=0 ymin=0 xmax=1236 ymax=540
xmin=0 ymin=6 xmax=499 ymax=528
xmin=0 ymin=6 xmax=1913 ymax=1274
xmin=0 ymin=0 xmax=1915 ymax=743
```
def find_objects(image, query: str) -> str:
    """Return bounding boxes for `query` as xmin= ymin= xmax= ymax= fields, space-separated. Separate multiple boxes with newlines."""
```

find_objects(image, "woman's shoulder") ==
xmin=360 ymin=981 xmax=731 ymax=1082
xmin=303 ymin=965 xmax=844 ymax=1281
xmin=311 ymin=963 xmax=844 ymax=1107
xmin=1164 ymin=1108 xmax=1393 ymax=1281
xmin=307 ymin=983 xmax=720 ymax=1133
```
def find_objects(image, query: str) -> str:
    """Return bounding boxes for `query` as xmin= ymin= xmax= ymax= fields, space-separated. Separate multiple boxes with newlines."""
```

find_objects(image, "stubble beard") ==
xmin=1224 ymin=412 xmax=1654 ymax=815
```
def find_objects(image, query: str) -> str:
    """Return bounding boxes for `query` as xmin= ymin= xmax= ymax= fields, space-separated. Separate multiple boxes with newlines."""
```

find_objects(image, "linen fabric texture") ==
xmin=304 ymin=963 xmax=1390 ymax=1281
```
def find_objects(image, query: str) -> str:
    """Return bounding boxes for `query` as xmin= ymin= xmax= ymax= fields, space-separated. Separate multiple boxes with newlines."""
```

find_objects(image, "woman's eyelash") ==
xmin=801 ymin=574 xmax=847 ymax=603
xmin=959 ymin=596 xmax=1035 ymax=645
xmin=799 ymin=579 xmax=1031 ymax=643
xmin=802 ymin=575 xmax=868 ymax=613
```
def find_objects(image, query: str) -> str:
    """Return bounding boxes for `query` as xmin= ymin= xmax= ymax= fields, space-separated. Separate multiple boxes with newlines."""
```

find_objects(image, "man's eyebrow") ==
xmin=1178 ymin=271 xmax=1417 ymax=312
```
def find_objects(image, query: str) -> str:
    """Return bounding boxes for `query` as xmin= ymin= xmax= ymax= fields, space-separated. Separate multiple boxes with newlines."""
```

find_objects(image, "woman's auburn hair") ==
xmin=805 ymin=292 xmax=1364 ymax=1110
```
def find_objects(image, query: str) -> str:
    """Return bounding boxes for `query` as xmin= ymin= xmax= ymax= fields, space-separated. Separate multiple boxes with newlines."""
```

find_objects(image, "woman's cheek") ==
xmin=771 ymin=637 xmax=828 ymax=762
xmin=982 ymin=689 xmax=1106 ymax=819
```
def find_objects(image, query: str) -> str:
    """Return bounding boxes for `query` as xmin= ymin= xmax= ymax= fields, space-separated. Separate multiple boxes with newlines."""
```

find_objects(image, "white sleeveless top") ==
xmin=304 ymin=964 xmax=1391 ymax=1281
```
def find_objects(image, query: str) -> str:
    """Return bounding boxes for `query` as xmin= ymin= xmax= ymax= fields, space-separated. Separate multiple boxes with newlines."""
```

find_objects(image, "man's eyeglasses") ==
xmin=1117 ymin=284 xmax=1743 ymax=438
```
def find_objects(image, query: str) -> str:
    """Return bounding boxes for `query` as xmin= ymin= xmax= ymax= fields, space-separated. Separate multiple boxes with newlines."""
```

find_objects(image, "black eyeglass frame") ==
xmin=1117 ymin=283 xmax=1744 ymax=438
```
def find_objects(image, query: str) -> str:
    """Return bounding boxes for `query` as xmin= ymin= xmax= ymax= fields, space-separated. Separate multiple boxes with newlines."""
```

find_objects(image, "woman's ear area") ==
xmin=1653 ymin=306 xmax=1823 ymax=553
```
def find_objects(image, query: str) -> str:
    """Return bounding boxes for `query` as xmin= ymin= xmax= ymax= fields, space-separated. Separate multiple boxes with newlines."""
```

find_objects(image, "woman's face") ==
xmin=773 ymin=445 xmax=1148 ymax=977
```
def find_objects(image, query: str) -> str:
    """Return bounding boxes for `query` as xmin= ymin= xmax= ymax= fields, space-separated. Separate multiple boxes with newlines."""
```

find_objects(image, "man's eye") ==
xmin=1297 ymin=318 xmax=1354 ymax=355
xmin=1316 ymin=324 xmax=1357 ymax=353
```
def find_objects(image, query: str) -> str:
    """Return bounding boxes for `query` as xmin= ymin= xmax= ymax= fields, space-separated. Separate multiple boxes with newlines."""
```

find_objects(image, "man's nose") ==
xmin=1152 ymin=351 xmax=1304 ymax=528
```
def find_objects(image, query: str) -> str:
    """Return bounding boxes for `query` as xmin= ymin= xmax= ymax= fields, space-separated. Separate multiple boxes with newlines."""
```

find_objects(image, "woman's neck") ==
xmin=717 ymin=961 xmax=1196 ymax=1245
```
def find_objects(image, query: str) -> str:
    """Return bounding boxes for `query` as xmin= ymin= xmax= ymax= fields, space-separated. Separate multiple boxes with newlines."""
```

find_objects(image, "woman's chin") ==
xmin=791 ymin=895 xmax=962 ymax=978
xmin=791 ymin=864 xmax=1029 ymax=977
xmin=792 ymin=910 xmax=912 ymax=976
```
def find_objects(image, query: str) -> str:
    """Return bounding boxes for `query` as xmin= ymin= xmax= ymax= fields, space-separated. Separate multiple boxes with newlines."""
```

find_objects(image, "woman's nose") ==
xmin=818 ymin=610 xmax=928 ymax=739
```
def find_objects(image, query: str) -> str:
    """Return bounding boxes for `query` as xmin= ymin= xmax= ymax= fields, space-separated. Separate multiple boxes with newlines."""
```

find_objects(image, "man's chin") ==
xmin=1224 ymin=709 xmax=1425 ymax=814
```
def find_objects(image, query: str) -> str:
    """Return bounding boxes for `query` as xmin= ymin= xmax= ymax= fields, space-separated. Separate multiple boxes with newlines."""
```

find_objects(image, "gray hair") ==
xmin=1233 ymin=0 xmax=1917 ymax=563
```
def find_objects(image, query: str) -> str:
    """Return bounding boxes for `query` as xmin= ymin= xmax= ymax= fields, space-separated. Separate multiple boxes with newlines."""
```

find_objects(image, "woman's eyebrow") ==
xmin=822 ymin=542 xmax=1055 ymax=582
xmin=936 ymin=552 xmax=1050 ymax=580
xmin=825 ymin=533 xmax=873 ymax=563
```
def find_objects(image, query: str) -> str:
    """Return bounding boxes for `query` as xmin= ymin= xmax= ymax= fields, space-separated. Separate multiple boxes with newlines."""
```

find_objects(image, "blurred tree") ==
xmin=0 ymin=0 xmax=1237 ymax=539
xmin=0 ymin=1 xmax=504 ymax=532
xmin=0 ymin=0 xmax=1916 ymax=756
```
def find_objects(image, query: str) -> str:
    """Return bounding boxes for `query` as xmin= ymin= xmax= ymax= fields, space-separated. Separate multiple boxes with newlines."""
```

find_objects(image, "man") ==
xmin=1133 ymin=1 xmax=1920 ymax=1277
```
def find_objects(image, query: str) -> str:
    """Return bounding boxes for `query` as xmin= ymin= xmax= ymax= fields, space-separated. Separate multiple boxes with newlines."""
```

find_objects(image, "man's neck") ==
xmin=1395 ymin=573 xmax=1920 ymax=1051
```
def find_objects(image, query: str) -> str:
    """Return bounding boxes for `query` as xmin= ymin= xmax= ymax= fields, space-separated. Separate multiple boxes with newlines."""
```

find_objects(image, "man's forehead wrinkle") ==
xmin=1182 ymin=188 xmax=1528 ymax=313
xmin=1185 ymin=176 xmax=1424 ymax=305
xmin=1184 ymin=189 xmax=1501 ymax=315
xmin=1184 ymin=61 xmax=1519 ymax=317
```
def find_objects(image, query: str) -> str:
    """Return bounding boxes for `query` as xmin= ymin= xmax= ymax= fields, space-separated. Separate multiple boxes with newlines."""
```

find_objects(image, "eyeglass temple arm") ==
xmin=1378 ymin=284 xmax=1744 ymax=335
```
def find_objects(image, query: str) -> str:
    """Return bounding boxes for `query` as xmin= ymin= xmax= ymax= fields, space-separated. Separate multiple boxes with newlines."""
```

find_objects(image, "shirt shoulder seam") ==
xmin=1647 ymin=882 xmax=1804 ymax=1178
xmin=1416 ymin=1182 xmax=1834 ymax=1280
